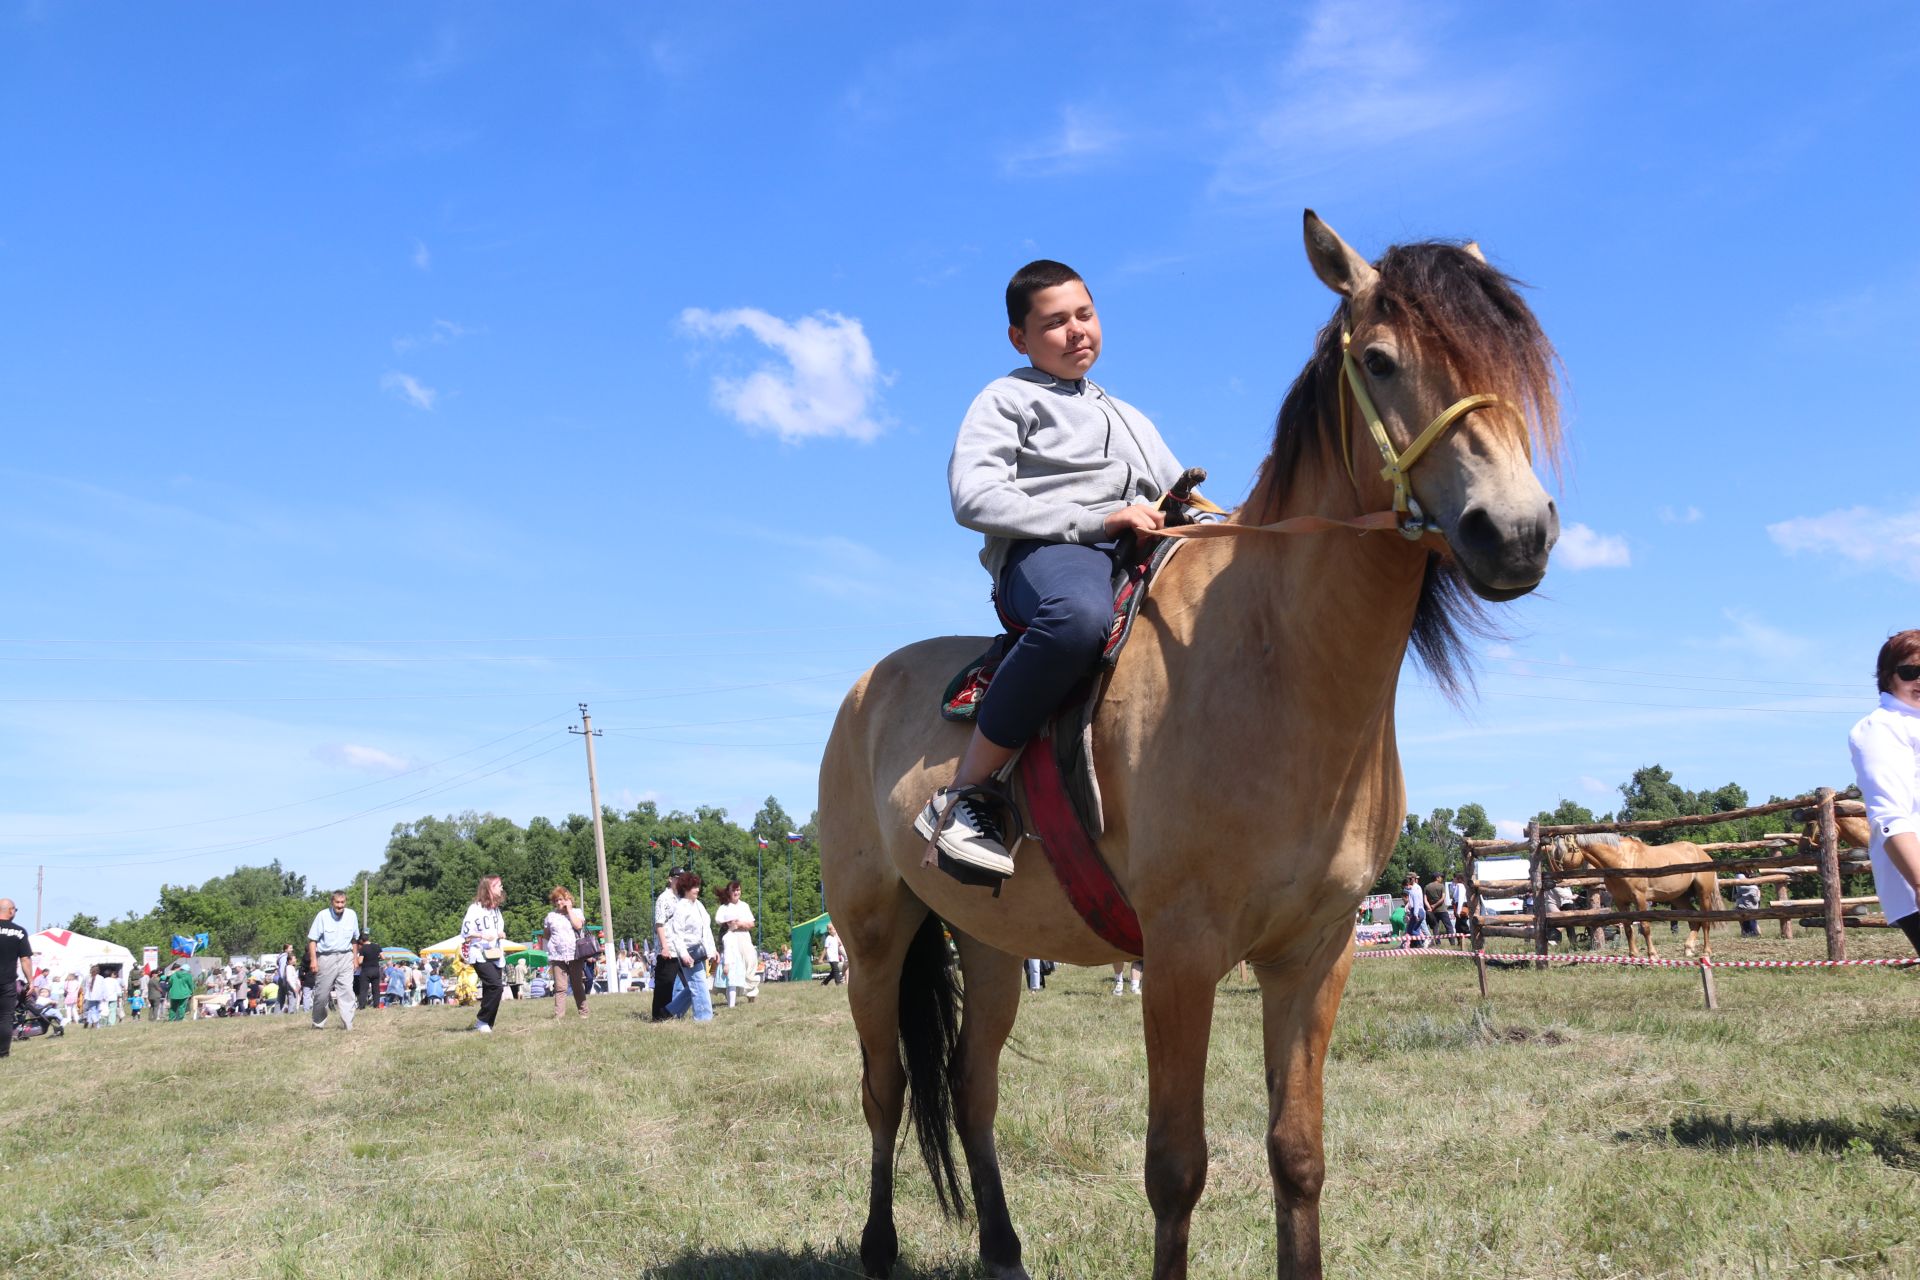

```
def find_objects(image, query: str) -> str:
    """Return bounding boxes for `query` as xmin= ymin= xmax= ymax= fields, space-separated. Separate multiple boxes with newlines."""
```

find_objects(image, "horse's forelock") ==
xmin=1249 ymin=239 xmax=1562 ymax=706
xmin=1371 ymin=243 xmax=1565 ymax=476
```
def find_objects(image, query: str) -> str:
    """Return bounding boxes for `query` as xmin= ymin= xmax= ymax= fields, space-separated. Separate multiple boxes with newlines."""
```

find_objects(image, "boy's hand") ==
xmin=1103 ymin=505 xmax=1166 ymax=537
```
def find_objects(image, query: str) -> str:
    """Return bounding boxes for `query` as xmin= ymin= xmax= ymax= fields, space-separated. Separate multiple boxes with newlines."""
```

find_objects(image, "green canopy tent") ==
xmin=788 ymin=912 xmax=831 ymax=982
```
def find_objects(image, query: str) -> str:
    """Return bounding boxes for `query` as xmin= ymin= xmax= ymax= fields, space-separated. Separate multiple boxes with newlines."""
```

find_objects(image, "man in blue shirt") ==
xmin=306 ymin=891 xmax=360 ymax=1031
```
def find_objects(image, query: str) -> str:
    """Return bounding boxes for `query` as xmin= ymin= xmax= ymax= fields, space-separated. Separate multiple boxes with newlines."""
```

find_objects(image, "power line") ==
xmin=0 ymin=711 xmax=572 ymax=840
xmin=0 ymin=667 xmax=869 ymax=705
xmin=0 ymin=624 xmax=880 ymax=646
xmin=1486 ymin=668 xmax=1858 ymax=702
xmin=598 ymin=711 xmax=831 ymax=733
xmin=0 ymin=645 xmax=876 ymax=665
xmin=0 ymin=736 xmax=576 ymax=871
xmin=1420 ymin=684 xmax=1858 ymax=716
xmin=1495 ymin=655 xmax=1861 ymax=690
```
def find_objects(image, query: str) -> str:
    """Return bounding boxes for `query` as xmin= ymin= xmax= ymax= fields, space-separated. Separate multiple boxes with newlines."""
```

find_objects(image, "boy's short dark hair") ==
xmin=1006 ymin=259 xmax=1087 ymax=328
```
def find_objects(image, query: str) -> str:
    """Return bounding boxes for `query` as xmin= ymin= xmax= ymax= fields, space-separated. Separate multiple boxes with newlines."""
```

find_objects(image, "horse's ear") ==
xmin=1303 ymin=210 xmax=1378 ymax=298
xmin=1462 ymin=240 xmax=1486 ymax=264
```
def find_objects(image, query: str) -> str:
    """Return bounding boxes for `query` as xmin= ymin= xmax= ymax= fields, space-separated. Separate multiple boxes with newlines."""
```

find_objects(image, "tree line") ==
xmin=73 ymin=795 xmax=826 ymax=960
xmin=72 ymin=763 xmax=1832 ymax=957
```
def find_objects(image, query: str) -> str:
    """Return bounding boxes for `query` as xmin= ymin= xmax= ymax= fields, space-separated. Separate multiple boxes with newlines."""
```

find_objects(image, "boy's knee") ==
xmin=1051 ymin=600 xmax=1109 ymax=655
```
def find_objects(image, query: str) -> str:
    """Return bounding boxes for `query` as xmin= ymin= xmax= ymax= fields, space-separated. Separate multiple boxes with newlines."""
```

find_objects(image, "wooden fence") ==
xmin=1459 ymin=787 xmax=1879 ymax=1007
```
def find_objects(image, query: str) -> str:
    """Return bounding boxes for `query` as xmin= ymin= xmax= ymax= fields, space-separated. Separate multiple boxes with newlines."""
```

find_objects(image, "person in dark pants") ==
xmin=651 ymin=867 xmax=688 ymax=1022
xmin=460 ymin=875 xmax=509 ymax=1033
xmin=0 ymin=899 xmax=31 ymax=1056
xmin=354 ymin=932 xmax=380 ymax=1013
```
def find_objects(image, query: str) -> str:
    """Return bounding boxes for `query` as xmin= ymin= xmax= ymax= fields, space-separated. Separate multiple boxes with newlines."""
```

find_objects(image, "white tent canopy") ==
xmin=420 ymin=935 xmax=528 ymax=958
xmin=30 ymin=929 xmax=137 ymax=979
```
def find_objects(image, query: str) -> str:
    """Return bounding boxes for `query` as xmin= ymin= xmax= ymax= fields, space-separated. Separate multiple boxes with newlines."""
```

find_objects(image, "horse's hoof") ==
xmin=986 ymin=1266 xmax=1032 ymax=1280
xmin=859 ymin=1222 xmax=898 ymax=1278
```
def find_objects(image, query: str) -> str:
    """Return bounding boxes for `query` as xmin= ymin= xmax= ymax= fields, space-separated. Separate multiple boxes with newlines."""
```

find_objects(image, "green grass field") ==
xmin=9 ymin=931 xmax=1918 ymax=1280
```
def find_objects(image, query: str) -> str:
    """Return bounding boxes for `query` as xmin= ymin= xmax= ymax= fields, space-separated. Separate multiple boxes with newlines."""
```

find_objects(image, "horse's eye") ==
xmin=1363 ymin=350 xmax=1396 ymax=378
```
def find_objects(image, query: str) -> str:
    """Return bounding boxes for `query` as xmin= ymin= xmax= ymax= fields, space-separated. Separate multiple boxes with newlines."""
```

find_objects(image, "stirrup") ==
xmin=922 ymin=773 xmax=1025 ymax=895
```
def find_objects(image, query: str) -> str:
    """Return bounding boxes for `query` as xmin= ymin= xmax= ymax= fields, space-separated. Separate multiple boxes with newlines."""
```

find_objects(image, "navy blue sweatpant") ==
xmin=976 ymin=539 xmax=1114 ymax=749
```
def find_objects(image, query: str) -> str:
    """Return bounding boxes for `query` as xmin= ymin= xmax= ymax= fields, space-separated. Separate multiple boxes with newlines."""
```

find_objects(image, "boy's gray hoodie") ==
xmin=948 ymin=367 xmax=1184 ymax=581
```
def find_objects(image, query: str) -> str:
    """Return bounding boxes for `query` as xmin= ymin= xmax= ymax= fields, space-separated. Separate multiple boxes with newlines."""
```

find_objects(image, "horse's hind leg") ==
xmin=843 ymin=880 xmax=934 ymax=1278
xmin=1254 ymin=936 xmax=1350 ymax=1280
xmin=952 ymin=932 xmax=1029 ymax=1280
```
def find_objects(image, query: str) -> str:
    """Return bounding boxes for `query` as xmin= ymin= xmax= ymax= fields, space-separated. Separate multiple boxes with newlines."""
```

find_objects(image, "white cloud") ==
xmin=1494 ymin=819 xmax=1526 ymax=840
xmin=381 ymin=372 xmax=438 ymax=411
xmin=1712 ymin=609 xmax=1813 ymax=664
xmin=411 ymin=239 xmax=431 ymax=271
xmin=1003 ymin=106 xmax=1125 ymax=176
xmin=393 ymin=318 xmax=474 ymax=353
xmin=312 ymin=743 xmax=414 ymax=774
xmin=679 ymin=307 xmax=886 ymax=443
xmin=1556 ymin=523 xmax=1631 ymax=570
xmin=1577 ymin=775 xmax=1611 ymax=796
xmin=1767 ymin=503 xmax=1920 ymax=583
xmin=1211 ymin=0 xmax=1547 ymax=198
xmin=1659 ymin=505 xmax=1704 ymax=525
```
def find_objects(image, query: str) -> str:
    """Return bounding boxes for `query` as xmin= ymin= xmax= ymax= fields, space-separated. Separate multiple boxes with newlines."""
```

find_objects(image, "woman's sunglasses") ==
xmin=1896 ymin=663 xmax=1920 ymax=682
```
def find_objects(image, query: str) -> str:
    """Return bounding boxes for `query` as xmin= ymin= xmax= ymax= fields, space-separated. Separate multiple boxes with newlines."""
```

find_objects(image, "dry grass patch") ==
xmin=4 ymin=932 xmax=1916 ymax=1278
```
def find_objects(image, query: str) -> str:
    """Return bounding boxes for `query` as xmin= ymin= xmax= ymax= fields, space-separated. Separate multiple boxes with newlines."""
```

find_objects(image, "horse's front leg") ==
xmin=1141 ymin=943 xmax=1219 ymax=1280
xmin=1253 ymin=935 xmax=1350 ymax=1280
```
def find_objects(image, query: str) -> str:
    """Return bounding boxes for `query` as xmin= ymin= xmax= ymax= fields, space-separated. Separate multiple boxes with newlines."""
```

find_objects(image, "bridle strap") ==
xmin=1338 ymin=328 xmax=1500 ymax=539
xmin=1148 ymin=327 xmax=1504 ymax=546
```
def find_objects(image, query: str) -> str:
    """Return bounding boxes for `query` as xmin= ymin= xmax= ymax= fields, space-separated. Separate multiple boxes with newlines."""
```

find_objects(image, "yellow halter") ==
xmin=1337 ymin=328 xmax=1501 ymax=540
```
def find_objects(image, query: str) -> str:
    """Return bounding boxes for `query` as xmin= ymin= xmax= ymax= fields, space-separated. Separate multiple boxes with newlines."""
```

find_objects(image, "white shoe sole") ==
xmin=914 ymin=801 xmax=1014 ymax=878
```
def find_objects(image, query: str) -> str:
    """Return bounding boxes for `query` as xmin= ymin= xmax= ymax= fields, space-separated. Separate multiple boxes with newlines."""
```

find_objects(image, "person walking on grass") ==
xmin=307 ymin=889 xmax=361 ymax=1031
xmin=0 ymin=900 xmax=32 ymax=1057
xmin=461 ymin=874 xmax=509 ymax=1034
xmin=354 ymin=931 xmax=381 ymax=1014
xmin=659 ymin=873 xmax=715 ymax=1021
xmin=542 ymin=886 xmax=590 ymax=1020
xmin=820 ymin=923 xmax=845 ymax=986
xmin=714 ymin=881 xmax=759 ymax=1008
xmin=164 ymin=962 xmax=195 ymax=1021
xmin=651 ymin=867 xmax=689 ymax=1022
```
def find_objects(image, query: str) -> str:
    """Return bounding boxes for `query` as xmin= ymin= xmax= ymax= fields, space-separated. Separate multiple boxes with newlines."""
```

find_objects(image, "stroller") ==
xmin=14 ymin=987 xmax=64 ymax=1041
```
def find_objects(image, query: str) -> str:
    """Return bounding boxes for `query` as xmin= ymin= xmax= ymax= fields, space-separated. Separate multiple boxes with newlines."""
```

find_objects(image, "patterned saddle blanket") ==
xmin=937 ymin=532 xmax=1184 ymax=839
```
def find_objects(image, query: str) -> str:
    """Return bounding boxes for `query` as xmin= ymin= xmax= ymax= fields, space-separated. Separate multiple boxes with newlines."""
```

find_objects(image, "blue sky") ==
xmin=3 ymin=2 xmax=1916 ymax=926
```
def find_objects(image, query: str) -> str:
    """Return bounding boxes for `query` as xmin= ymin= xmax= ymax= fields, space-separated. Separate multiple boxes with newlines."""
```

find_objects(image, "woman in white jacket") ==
xmin=1848 ymin=629 xmax=1920 ymax=955
xmin=460 ymin=874 xmax=509 ymax=1033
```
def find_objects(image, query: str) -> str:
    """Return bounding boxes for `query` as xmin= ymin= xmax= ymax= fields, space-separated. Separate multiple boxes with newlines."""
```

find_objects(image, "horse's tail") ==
xmin=1700 ymin=869 xmax=1724 ymax=912
xmin=898 ymin=910 xmax=967 ymax=1219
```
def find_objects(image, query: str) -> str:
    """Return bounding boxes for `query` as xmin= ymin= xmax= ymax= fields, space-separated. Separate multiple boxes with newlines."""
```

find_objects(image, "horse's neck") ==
xmin=1141 ymin=477 xmax=1427 ymax=740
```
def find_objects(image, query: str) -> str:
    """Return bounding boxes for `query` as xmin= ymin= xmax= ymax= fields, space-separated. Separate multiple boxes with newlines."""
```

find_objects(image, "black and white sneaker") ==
xmin=915 ymin=787 xmax=1015 ymax=880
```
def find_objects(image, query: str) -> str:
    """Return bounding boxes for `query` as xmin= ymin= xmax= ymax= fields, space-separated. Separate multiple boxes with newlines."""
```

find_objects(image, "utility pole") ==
xmin=35 ymin=866 xmax=43 ymax=933
xmin=572 ymin=704 xmax=617 ymax=995
xmin=362 ymin=874 xmax=370 ymax=933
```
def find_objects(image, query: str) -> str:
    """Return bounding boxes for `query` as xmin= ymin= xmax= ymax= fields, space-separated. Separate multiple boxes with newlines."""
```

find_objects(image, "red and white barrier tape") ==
xmin=1351 ymin=945 xmax=1919 ymax=971
xmin=1546 ymin=952 xmax=1918 ymax=971
xmin=1354 ymin=932 xmax=1473 ymax=949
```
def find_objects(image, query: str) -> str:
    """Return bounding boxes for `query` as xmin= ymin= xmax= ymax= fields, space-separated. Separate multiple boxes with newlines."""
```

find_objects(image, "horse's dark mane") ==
xmin=1244 ymin=240 xmax=1563 ymax=701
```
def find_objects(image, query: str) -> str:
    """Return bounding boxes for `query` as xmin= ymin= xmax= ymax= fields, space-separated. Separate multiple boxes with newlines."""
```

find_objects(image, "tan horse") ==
xmin=818 ymin=212 xmax=1563 ymax=1280
xmin=1548 ymin=834 xmax=1723 ymax=958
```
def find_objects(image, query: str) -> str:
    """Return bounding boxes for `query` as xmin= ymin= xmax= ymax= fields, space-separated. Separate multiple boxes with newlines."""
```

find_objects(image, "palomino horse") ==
xmin=1548 ymin=834 xmax=1724 ymax=959
xmin=818 ymin=212 xmax=1563 ymax=1280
